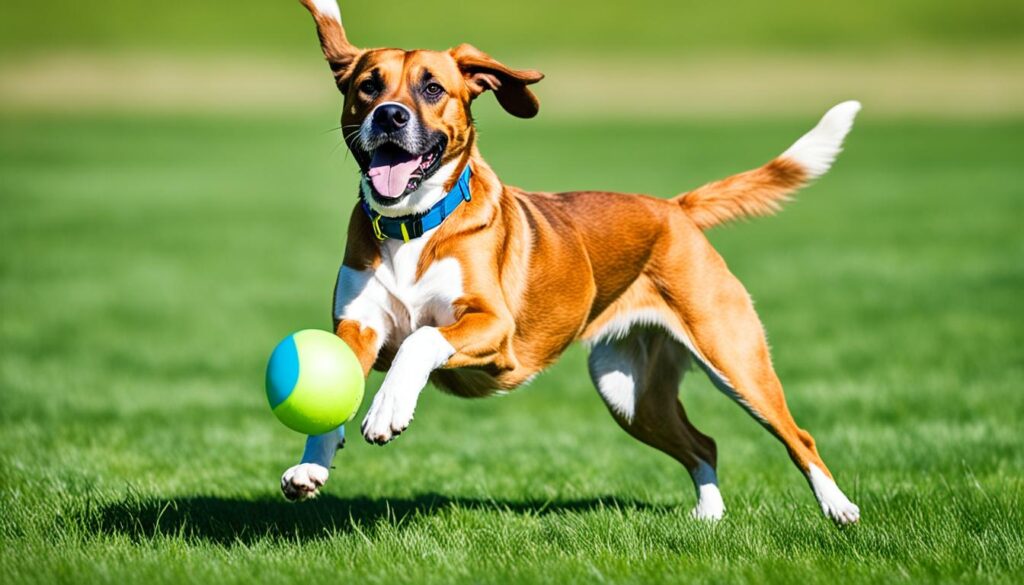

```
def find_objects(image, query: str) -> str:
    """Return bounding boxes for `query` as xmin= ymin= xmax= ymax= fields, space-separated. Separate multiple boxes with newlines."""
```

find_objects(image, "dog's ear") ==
xmin=298 ymin=0 xmax=362 ymax=91
xmin=450 ymin=44 xmax=544 ymax=118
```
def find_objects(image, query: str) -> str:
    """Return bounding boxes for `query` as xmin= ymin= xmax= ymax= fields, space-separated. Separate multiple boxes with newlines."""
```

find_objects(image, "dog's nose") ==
xmin=372 ymin=104 xmax=410 ymax=133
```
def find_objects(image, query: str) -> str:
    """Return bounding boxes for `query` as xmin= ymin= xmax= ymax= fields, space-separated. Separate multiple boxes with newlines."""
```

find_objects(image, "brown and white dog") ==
xmin=281 ymin=0 xmax=861 ymax=524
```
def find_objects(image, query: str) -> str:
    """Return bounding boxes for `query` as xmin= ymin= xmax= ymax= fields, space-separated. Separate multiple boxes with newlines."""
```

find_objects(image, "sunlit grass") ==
xmin=1 ymin=112 xmax=1022 ymax=583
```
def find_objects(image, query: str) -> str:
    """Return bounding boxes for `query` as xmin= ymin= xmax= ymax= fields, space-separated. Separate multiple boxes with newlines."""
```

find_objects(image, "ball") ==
xmin=265 ymin=329 xmax=365 ymax=435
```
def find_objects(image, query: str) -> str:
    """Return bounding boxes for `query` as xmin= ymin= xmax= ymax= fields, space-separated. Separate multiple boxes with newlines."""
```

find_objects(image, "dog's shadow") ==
xmin=90 ymin=493 xmax=662 ymax=544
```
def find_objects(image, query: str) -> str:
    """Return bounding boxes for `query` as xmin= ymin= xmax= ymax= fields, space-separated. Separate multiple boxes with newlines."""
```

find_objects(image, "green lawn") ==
xmin=1 ymin=111 xmax=1022 ymax=583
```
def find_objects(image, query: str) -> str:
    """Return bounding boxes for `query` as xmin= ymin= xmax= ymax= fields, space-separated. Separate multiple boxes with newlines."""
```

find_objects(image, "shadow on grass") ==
xmin=88 ymin=493 xmax=663 ymax=544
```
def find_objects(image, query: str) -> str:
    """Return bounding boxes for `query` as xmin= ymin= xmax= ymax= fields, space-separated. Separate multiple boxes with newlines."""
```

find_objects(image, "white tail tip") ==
xmin=310 ymin=0 xmax=342 ymax=22
xmin=782 ymin=100 xmax=861 ymax=179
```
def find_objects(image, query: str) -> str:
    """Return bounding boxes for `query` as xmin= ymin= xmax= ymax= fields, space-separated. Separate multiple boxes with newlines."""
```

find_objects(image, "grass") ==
xmin=1 ymin=110 xmax=1023 ymax=583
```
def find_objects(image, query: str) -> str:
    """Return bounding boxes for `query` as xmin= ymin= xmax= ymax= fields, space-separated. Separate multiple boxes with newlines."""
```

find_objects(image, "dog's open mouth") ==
xmin=363 ymin=139 xmax=445 ymax=202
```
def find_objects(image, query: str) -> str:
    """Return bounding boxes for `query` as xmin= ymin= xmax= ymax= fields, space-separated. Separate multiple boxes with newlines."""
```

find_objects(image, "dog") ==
xmin=281 ymin=0 xmax=861 ymax=524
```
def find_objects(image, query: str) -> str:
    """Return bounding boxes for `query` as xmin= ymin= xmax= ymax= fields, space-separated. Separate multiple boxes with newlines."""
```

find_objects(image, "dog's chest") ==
xmin=334 ymin=231 xmax=463 ymax=349
xmin=378 ymin=237 xmax=463 ymax=334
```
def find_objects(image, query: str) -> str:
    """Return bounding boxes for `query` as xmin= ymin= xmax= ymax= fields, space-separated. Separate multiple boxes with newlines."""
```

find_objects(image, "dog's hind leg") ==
xmin=662 ymin=242 xmax=860 ymax=524
xmin=588 ymin=327 xmax=725 ymax=520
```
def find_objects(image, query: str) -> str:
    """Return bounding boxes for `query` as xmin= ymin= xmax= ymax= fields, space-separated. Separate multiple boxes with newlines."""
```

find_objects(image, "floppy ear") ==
xmin=298 ymin=0 xmax=362 ymax=90
xmin=450 ymin=44 xmax=544 ymax=118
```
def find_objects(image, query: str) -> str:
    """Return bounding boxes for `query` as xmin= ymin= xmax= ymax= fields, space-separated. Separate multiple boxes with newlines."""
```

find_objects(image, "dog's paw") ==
xmin=821 ymin=496 xmax=860 ymax=525
xmin=689 ymin=461 xmax=725 ymax=521
xmin=281 ymin=463 xmax=329 ymax=501
xmin=808 ymin=464 xmax=860 ymax=525
xmin=691 ymin=493 xmax=725 ymax=521
xmin=361 ymin=390 xmax=413 ymax=445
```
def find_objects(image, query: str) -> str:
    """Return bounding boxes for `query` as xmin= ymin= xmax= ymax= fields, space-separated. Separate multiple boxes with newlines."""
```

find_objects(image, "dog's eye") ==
xmin=423 ymin=82 xmax=445 ymax=99
xmin=358 ymin=79 xmax=379 ymax=96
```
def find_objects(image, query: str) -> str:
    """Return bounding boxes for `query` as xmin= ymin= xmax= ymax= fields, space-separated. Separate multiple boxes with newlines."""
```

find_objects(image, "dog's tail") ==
xmin=676 ymin=101 xmax=861 ymax=230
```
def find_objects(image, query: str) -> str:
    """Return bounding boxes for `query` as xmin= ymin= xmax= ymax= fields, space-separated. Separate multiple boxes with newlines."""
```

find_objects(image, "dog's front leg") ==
xmin=276 ymin=246 xmax=386 ymax=495
xmin=281 ymin=427 xmax=345 ymax=500
xmin=361 ymin=326 xmax=454 ymax=444
xmin=279 ymin=315 xmax=382 ymax=498
xmin=280 ymin=317 xmax=381 ymax=499
xmin=361 ymin=307 xmax=517 ymax=444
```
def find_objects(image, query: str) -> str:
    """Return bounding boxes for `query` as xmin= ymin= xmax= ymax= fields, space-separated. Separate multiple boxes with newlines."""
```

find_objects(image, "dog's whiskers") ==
xmin=342 ymin=128 xmax=361 ymax=143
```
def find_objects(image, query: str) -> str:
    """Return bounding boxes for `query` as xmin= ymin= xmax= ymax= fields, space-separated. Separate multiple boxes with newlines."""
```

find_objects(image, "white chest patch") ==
xmin=334 ymin=230 xmax=464 ymax=351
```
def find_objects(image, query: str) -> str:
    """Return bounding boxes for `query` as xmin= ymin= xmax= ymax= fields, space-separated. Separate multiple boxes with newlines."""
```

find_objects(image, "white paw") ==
xmin=281 ymin=463 xmax=329 ymax=501
xmin=690 ymin=460 xmax=725 ymax=521
xmin=691 ymin=493 xmax=725 ymax=521
xmin=821 ymin=495 xmax=861 ymax=525
xmin=361 ymin=389 xmax=414 ymax=445
xmin=808 ymin=464 xmax=860 ymax=525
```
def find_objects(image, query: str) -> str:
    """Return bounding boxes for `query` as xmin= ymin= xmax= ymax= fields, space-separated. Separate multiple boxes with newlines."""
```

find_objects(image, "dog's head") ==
xmin=299 ymin=0 xmax=543 ymax=213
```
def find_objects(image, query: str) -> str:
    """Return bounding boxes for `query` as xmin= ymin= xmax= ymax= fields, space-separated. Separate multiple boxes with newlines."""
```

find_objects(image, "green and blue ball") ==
xmin=265 ymin=329 xmax=365 ymax=435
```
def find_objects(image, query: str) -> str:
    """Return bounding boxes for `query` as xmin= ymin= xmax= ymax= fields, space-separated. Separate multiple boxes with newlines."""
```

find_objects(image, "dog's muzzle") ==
xmin=353 ymin=103 xmax=447 ymax=201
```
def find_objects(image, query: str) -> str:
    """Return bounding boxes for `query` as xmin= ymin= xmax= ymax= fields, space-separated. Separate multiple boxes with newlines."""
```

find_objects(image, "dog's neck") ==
xmin=361 ymin=160 xmax=459 ymax=218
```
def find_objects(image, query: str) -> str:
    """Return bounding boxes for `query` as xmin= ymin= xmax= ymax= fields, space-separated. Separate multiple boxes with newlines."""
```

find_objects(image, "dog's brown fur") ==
xmin=298 ymin=0 xmax=859 ymax=522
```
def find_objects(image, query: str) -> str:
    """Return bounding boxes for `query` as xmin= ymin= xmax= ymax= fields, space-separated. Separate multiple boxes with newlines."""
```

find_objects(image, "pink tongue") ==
xmin=368 ymin=147 xmax=423 ymax=198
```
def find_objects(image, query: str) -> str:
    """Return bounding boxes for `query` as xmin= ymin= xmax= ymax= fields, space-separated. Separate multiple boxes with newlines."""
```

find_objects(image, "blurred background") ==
xmin=2 ymin=0 xmax=1022 ymax=118
xmin=1 ymin=1 xmax=1022 ymax=583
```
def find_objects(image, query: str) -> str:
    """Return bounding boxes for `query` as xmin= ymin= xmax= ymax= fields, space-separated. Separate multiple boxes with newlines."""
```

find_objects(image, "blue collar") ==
xmin=361 ymin=164 xmax=472 ymax=242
